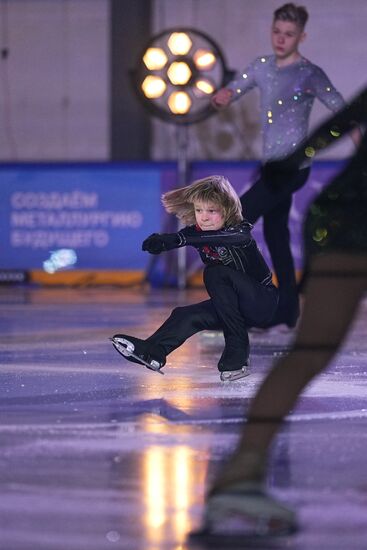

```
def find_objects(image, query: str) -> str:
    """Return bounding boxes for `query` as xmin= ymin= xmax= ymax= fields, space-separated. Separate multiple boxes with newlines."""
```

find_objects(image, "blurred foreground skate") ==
xmin=190 ymin=482 xmax=298 ymax=542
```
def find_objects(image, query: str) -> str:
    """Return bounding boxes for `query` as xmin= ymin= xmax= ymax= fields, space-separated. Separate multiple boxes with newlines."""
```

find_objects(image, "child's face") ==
xmin=271 ymin=20 xmax=305 ymax=61
xmin=194 ymin=200 xmax=225 ymax=231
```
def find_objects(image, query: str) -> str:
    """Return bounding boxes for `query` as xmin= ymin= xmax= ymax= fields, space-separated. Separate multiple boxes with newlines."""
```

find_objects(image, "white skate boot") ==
xmin=218 ymin=345 xmax=250 ymax=381
xmin=200 ymin=481 xmax=298 ymax=537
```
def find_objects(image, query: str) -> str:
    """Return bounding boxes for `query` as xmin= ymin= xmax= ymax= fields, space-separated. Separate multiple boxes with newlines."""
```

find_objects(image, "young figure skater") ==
xmin=212 ymin=3 xmax=348 ymax=328
xmin=199 ymin=88 xmax=367 ymax=535
xmin=111 ymin=175 xmax=278 ymax=381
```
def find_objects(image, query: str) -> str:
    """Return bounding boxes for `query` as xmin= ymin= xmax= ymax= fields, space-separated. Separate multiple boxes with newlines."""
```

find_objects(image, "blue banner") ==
xmin=0 ymin=165 xmax=161 ymax=271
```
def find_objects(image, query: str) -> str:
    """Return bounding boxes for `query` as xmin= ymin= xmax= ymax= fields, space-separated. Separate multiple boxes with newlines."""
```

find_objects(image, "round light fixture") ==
xmin=131 ymin=27 xmax=234 ymax=125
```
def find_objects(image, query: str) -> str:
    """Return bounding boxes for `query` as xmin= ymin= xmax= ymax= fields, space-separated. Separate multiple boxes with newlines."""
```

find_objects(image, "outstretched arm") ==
xmin=142 ymin=223 xmax=253 ymax=254
xmin=211 ymin=59 xmax=258 ymax=110
xmin=178 ymin=223 xmax=253 ymax=247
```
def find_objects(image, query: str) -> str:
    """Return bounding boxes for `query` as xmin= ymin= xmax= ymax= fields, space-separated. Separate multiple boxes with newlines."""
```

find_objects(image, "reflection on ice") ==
xmin=143 ymin=439 xmax=206 ymax=548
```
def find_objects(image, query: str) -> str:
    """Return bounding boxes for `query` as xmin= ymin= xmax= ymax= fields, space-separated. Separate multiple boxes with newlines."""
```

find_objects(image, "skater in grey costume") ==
xmin=212 ymin=2 xmax=349 ymax=328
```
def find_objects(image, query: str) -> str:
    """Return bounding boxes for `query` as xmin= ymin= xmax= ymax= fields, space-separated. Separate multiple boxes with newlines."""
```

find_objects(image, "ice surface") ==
xmin=1 ymin=287 xmax=367 ymax=549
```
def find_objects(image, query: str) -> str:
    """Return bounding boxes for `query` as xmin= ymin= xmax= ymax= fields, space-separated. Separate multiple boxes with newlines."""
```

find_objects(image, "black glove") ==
xmin=142 ymin=233 xmax=180 ymax=255
xmin=142 ymin=233 xmax=165 ymax=254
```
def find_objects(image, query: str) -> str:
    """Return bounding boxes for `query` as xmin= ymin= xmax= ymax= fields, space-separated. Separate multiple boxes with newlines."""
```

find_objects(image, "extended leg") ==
xmin=112 ymin=300 xmax=222 ymax=370
xmin=263 ymin=196 xmax=299 ymax=326
xmin=146 ymin=299 xmax=222 ymax=355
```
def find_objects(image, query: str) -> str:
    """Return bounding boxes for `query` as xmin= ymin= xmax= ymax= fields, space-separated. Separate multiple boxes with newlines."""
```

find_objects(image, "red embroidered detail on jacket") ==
xmin=202 ymin=245 xmax=220 ymax=259
xmin=195 ymin=225 xmax=220 ymax=260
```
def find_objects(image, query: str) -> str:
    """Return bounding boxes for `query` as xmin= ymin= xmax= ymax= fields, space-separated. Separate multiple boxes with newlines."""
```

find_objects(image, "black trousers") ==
xmin=240 ymin=167 xmax=310 ymax=322
xmin=146 ymin=265 xmax=278 ymax=364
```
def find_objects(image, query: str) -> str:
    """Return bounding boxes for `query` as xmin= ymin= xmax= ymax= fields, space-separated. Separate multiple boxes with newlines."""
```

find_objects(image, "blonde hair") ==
xmin=161 ymin=175 xmax=243 ymax=226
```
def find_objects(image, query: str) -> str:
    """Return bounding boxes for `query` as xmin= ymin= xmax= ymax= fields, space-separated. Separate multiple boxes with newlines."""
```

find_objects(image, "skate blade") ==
xmin=188 ymin=520 xmax=297 ymax=546
xmin=220 ymin=368 xmax=250 ymax=382
xmin=192 ymin=516 xmax=297 ymax=541
xmin=110 ymin=337 xmax=164 ymax=375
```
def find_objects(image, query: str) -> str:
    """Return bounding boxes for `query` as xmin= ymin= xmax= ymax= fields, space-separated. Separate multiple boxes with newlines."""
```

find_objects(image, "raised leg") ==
xmin=146 ymin=299 xmax=222 ymax=356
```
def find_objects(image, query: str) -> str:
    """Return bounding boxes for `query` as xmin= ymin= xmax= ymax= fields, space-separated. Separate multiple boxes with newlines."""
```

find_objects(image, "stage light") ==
xmin=193 ymin=49 xmax=216 ymax=70
xmin=143 ymin=48 xmax=168 ymax=70
xmin=142 ymin=76 xmax=167 ymax=98
xmin=167 ymin=91 xmax=192 ymax=114
xmin=167 ymin=61 xmax=192 ymax=85
xmin=131 ymin=27 xmax=233 ymax=125
xmin=194 ymin=79 xmax=215 ymax=96
xmin=167 ymin=32 xmax=192 ymax=55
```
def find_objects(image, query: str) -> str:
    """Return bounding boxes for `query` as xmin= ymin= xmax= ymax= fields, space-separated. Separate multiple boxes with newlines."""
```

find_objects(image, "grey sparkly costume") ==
xmin=224 ymin=55 xmax=345 ymax=326
xmin=227 ymin=55 xmax=345 ymax=161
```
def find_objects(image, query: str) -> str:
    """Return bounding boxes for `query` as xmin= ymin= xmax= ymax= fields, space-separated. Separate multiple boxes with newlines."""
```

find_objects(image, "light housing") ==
xmin=131 ymin=27 xmax=234 ymax=125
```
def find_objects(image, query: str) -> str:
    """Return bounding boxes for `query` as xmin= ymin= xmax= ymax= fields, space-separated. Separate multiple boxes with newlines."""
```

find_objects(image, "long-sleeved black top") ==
xmin=176 ymin=221 xmax=274 ymax=287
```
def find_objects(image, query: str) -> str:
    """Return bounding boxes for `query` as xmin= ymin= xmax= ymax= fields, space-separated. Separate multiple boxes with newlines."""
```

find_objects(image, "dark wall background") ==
xmin=110 ymin=0 xmax=151 ymax=160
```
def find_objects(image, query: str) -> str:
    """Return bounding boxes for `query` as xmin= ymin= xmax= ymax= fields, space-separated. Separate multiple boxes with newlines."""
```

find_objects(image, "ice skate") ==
xmin=110 ymin=334 xmax=165 ymax=375
xmin=219 ymin=365 xmax=250 ymax=381
xmin=190 ymin=481 xmax=298 ymax=541
xmin=218 ymin=346 xmax=250 ymax=381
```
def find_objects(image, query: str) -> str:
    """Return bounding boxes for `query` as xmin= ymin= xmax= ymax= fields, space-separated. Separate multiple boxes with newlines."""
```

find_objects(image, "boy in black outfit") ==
xmin=111 ymin=175 xmax=278 ymax=381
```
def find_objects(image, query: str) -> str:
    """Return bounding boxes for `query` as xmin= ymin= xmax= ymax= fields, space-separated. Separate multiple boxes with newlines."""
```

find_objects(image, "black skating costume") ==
xmin=112 ymin=221 xmax=278 ymax=379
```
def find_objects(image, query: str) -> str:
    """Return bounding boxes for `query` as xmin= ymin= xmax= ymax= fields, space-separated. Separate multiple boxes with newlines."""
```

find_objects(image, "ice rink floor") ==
xmin=1 ymin=285 xmax=367 ymax=550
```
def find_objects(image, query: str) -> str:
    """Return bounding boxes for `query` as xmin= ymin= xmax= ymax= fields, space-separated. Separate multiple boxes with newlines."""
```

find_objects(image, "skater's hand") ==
xmin=142 ymin=233 xmax=180 ymax=254
xmin=211 ymin=88 xmax=234 ymax=109
xmin=142 ymin=233 xmax=165 ymax=254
